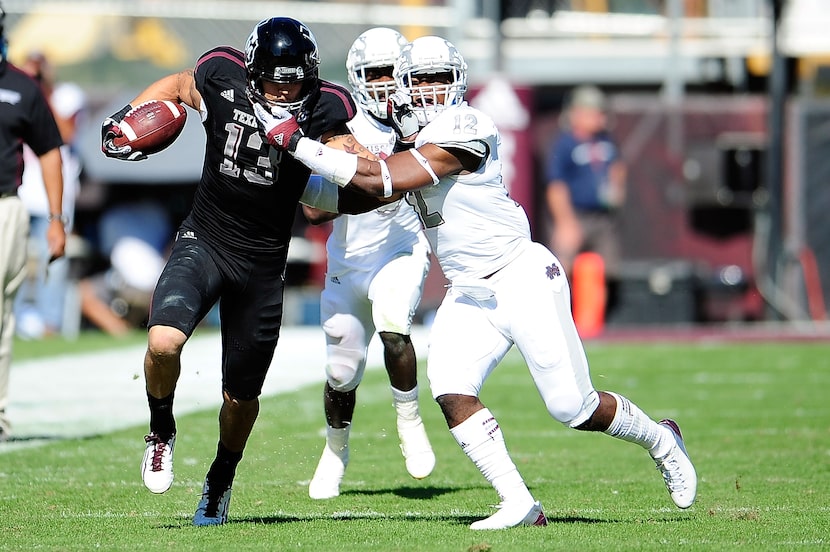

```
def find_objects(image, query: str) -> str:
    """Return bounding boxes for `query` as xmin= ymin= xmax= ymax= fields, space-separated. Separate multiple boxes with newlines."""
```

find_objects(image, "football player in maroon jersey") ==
xmin=102 ymin=17 xmax=379 ymax=525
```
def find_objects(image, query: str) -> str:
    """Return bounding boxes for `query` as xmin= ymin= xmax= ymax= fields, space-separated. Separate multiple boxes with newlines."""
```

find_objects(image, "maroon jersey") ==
xmin=187 ymin=46 xmax=355 ymax=254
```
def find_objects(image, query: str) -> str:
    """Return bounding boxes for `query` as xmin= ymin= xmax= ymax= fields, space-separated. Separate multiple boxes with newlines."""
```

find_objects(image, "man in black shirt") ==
xmin=0 ymin=1 xmax=65 ymax=441
xmin=101 ymin=17 xmax=364 ymax=525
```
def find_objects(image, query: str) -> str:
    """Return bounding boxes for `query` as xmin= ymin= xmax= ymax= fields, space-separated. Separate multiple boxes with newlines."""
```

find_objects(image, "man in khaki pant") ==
xmin=0 ymin=1 xmax=65 ymax=440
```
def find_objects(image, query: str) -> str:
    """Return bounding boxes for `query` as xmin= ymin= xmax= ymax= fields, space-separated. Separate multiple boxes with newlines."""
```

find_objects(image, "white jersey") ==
xmin=410 ymin=102 xmax=531 ymax=282
xmin=325 ymin=108 xmax=427 ymax=274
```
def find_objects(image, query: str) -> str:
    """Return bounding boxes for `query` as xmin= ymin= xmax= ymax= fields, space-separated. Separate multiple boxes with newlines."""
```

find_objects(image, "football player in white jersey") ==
xmin=300 ymin=28 xmax=435 ymax=500
xmin=254 ymin=36 xmax=697 ymax=530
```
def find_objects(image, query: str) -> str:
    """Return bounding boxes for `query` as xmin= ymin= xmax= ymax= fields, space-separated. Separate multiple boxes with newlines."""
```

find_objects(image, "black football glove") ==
xmin=101 ymin=104 xmax=147 ymax=161
xmin=386 ymin=90 xmax=419 ymax=145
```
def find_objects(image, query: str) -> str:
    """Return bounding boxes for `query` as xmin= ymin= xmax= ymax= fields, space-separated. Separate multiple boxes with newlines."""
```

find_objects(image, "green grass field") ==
xmin=2 ymin=336 xmax=829 ymax=550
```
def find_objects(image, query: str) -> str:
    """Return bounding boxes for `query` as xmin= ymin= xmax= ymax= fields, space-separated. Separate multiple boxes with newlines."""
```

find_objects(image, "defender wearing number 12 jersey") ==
xmin=405 ymin=104 xmax=530 ymax=283
xmin=256 ymin=35 xmax=697 ymax=530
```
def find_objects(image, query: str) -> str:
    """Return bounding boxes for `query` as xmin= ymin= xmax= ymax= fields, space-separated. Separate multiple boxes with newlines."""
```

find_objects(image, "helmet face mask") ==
xmin=394 ymin=36 xmax=467 ymax=126
xmin=245 ymin=17 xmax=320 ymax=116
xmin=346 ymin=27 xmax=408 ymax=120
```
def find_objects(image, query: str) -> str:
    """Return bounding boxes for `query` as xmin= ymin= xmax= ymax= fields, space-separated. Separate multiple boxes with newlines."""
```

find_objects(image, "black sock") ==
xmin=206 ymin=441 xmax=243 ymax=490
xmin=147 ymin=392 xmax=176 ymax=438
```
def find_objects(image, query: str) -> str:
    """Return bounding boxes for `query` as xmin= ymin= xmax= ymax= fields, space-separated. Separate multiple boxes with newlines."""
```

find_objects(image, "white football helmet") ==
xmin=346 ymin=28 xmax=409 ymax=119
xmin=393 ymin=36 xmax=467 ymax=126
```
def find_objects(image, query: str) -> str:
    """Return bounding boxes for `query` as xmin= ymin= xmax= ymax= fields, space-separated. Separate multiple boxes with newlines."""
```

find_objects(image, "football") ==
xmin=112 ymin=100 xmax=187 ymax=156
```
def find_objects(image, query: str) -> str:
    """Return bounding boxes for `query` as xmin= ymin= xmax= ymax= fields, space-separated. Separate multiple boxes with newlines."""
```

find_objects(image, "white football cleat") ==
xmin=397 ymin=417 xmax=435 ymax=479
xmin=653 ymin=419 xmax=697 ymax=509
xmin=141 ymin=432 xmax=175 ymax=494
xmin=470 ymin=499 xmax=548 ymax=530
xmin=308 ymin=444 xmax=349 ymax=500
xmin=193 ymin=479 xmax=232 ymax=526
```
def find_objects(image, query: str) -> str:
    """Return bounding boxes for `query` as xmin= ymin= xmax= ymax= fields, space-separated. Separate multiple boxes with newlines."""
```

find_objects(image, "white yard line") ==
xmin=4 ymin=326 xmax=430 ymax=443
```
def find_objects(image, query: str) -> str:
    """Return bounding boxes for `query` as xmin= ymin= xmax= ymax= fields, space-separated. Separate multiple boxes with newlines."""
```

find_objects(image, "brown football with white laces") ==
xmin=112 ymin=100 xmax=187 ymax=156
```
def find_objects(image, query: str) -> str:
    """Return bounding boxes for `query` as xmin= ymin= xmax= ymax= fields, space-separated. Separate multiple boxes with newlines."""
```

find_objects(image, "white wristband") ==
xmin=379 ymin=160 xmax=393 ymax=198
xmin=293 ymin=137 xmax=358 ymax=188
xmin=409 ymin=148 xmax=440 ymax=185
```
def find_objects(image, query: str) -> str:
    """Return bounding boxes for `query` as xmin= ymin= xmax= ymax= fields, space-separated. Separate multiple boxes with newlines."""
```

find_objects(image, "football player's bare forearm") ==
xmin=291 ymin=138 xmax=450 ymax=196
xmin=348 ymin=158 xmax=386 ymax=196
xmin=324 ymin=134 xmax=378 ymax=161
xmin=348 ymin=153 xmax=444 ymax=196
xmin=130 ymin=71 xmax=197 ymax=110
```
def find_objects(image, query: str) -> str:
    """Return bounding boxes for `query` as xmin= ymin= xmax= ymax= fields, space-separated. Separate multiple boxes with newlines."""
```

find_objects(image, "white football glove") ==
xmin=250 ymin=101 xmax=304 ymax=152
xmin=386 ymin=90 xmax=419 ymax=142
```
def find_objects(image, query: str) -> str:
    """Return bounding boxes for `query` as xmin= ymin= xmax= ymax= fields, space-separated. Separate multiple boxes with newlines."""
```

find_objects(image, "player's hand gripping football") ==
xmin=100 ymin=104 xmax=147 ymax=161
xmin=386 ymin=90 xmax=419 ymax=143
xmin=251 ymin=101 xmax=304 ymax=152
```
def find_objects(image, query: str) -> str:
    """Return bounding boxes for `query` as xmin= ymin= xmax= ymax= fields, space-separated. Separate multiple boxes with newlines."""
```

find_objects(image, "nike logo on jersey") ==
xmin=221 ymin=89 xmax=234 ymax=102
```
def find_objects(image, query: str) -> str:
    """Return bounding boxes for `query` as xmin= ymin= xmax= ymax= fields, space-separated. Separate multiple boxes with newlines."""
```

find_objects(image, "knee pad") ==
xmin=544 ymin=389 xmax=600 ymax=428
xmin=322 ymin=313 xmax=368 ymax=392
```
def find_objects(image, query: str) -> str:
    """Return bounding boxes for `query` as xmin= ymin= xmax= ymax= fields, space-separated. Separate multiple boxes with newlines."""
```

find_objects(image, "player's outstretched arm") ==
xmin=301 ymin=138 xmax=461 ymax=197
xmin=102 ymin=70 xmax=198 ymax=161
xmin=251 ymin=101 xmax=468 ymax=197
xmin=300 ymin=131 xmax=386 ymax=221
xmin=301 ymin=175 xmax=402 ymax=216
xmin=128 ymin=70 xmax=201 ymax=112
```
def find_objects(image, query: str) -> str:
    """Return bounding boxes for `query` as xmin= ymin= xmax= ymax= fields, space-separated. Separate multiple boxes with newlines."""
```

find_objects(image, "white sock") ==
xmin=603 ymin=392 xmax=672 ymax=457
xmin=325 ymin=425 xmax=351 ymax=459
xmin=391 ymin=385 xmax=421 ymax=428
xmin=450 ymin=408 xmax=533 ymax=505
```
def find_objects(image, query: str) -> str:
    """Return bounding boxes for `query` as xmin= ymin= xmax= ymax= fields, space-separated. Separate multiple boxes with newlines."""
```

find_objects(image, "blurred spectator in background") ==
xmin=78 ymin=201 xmax=171 ymax=337
xmin=0 ymin=10 xmax=66 ymax=441
xmin=20 ymin=50 xmax=54 ymax=97
xmin=15 ymin=51 xmax=87 ymax=339
xmin=545 ymin=84 xmax=626 ymax=336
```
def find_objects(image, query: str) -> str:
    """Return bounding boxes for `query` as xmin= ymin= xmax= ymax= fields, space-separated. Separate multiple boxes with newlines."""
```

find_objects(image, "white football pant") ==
xmin=321 ymin=243 xmax=429 ymax=392
xmin=427 ymin=241 xmax=600 ymax=427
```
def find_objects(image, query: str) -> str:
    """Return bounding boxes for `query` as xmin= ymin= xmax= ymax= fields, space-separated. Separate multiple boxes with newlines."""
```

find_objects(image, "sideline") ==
xmin=3 ymin=326 xmax=431 ymax=446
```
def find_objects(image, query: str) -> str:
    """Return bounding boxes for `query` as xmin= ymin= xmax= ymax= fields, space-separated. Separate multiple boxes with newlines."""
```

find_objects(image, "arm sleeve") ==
xmin=300 ymin=175 xmax=339 ymax=212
